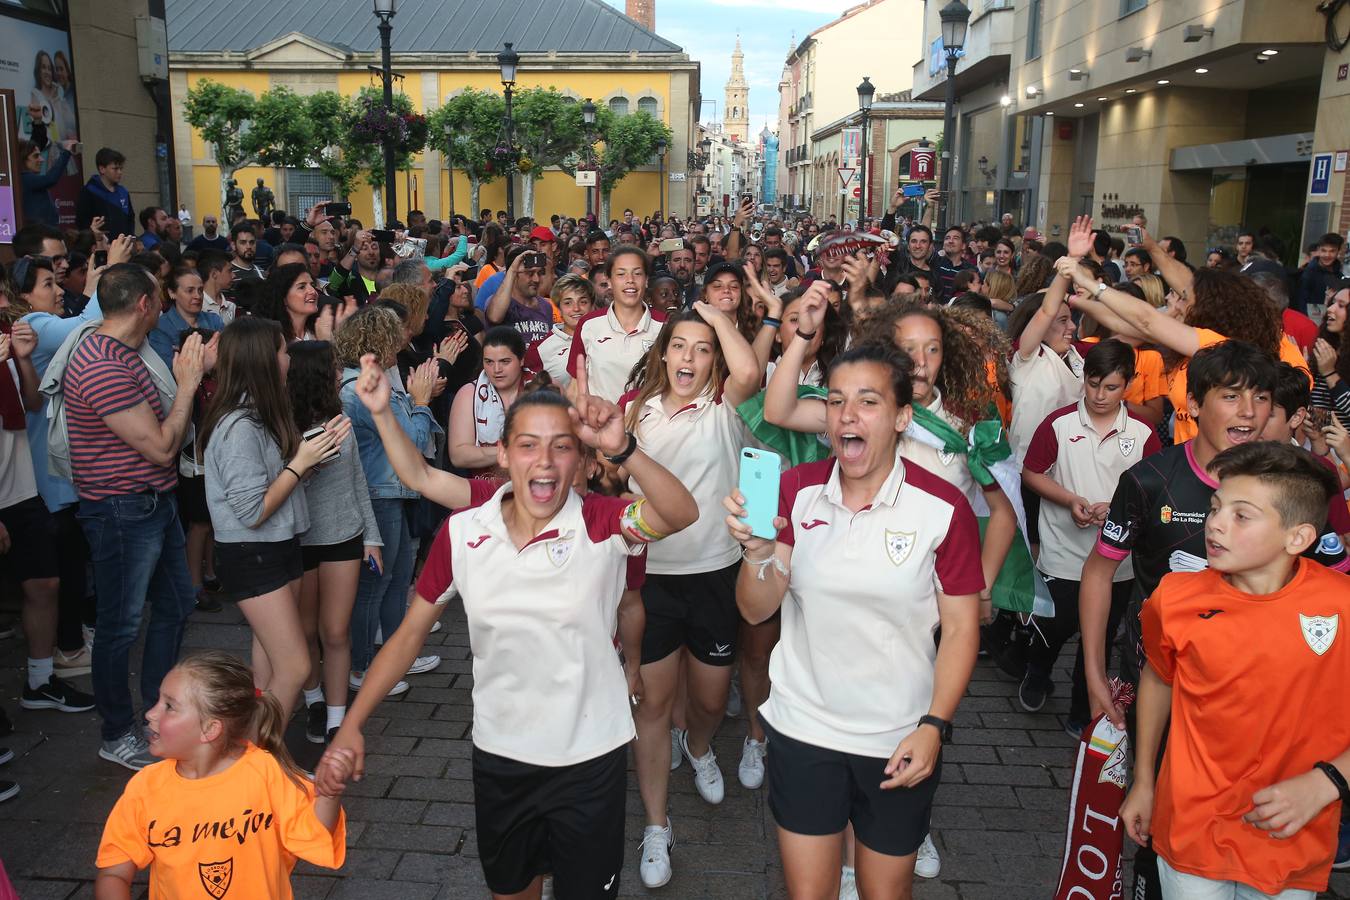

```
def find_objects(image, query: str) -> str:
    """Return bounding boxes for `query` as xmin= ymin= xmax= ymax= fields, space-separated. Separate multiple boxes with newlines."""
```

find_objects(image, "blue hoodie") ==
xmin=76 ymin=174 xmax=135 ymax=237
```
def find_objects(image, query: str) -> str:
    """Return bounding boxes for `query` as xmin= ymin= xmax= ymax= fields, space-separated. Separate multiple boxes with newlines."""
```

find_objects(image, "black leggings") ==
xmin=53 ymin=506 xmax=95 ymax=652
xmin=1025 ymin=574 xmax=1130 ymax=724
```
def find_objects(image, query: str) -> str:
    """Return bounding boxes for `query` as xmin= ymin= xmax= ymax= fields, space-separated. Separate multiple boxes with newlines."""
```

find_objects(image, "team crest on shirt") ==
xmin=885 ymin=530 xmax=916 ymax=566
xmin=642 ymin=339 xmax=654 ymax=352
xmin=548 ymin=530 xmax=576 ymax=568
xmin=1118 ymin=436 xmax=1136 ymax=457
xmin=937 ymin=449 xmax=955 ymax=466
xmin=198 ymin=859 xmax=233 ymax=899
xmin=1300 ymin=614 xmax=1339 ymax=656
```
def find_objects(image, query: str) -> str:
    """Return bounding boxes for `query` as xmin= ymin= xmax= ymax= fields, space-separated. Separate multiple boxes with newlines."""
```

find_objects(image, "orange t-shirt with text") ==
xmin=1166 ymin=328 xmax=1309 ymax=443
xmin=96 ymin=743 xmax=346 ymax=899
xmin=1141 ymin=561 xmax=1350 ymax=894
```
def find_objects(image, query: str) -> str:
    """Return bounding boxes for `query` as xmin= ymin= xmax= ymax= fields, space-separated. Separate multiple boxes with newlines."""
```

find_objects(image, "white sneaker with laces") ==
xmin=669 ymin=727 xmax=683 ymax=771
xmin=737 ymin=737 xmax=767 ymax=790
xmin=406 ymin=654 xmax=441 ymax=675
xmin=838 ymin=865 xmax=859 ymax=900
xmin=914 ymin=833 xmax=941 ymax=878
xmin=638 ymin=819 xmax=674 ymax=888
xmin=348 ymin=671 xmax=410 ymax=696
xmin=679 ymin=730 xmax=724 ymax=805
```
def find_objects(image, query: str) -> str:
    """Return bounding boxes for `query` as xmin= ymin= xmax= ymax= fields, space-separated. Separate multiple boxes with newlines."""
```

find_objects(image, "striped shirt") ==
xmin=63 ymin=333 xmax=176 ymax=500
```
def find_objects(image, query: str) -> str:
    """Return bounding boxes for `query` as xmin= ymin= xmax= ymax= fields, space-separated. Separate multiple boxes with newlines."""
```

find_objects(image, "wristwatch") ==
xmin=918 ymin=714 xmax=952 ymax=743
xmin=605 ymin=432 xmax=638 ymax=466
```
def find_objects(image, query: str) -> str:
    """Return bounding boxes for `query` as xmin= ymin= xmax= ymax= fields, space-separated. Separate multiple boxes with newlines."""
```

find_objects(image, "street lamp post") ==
xmin=655 ymin=137 xmax=667 ymax=219
xmin=443 ymin=123 xmax=455 ymax=218
xmin=498 ymin=42 xmax=520 ymax=222
xmin=373 ymin=0 xmax=398 ymax=224
xmin=856 ymin=76 xmax=874 ymax=224
xmin=938 ymin=0 xmax=970 ymax=230
xmin=582 ymin=98 xmax=597 ymax=219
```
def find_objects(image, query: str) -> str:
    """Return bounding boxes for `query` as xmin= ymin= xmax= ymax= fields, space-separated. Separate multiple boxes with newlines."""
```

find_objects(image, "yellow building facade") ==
xmin=166 ymin=1 xmax=700 ymax=225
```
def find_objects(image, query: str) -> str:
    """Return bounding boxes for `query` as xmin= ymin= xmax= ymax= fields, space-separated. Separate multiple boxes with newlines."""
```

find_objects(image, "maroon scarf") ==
xmin=0 ymin=323 xmax=26 ymax=431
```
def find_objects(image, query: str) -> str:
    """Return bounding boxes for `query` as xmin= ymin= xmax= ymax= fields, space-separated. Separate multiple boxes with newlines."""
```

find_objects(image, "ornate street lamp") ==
xmin=372 ymin=0 xmax=399 ymax=223
xmin=655 ymin=137 xmax=667 ymax=220
xmin=938 ymin=0 xmax=971 ymax=229
xmin=856 ymin=76 xmax=875 ymax=222
xmin=498 ymin=42 xmax=520 ymax=221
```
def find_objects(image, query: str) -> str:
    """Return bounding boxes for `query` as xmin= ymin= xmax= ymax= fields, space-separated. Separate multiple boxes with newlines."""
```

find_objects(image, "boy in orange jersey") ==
xmin=1122 ymin=441 xmax=1350 ymax=899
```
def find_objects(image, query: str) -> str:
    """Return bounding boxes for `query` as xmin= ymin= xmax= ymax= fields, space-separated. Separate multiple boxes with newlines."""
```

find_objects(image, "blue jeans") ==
xmin=78 ymin=492 xmax=196 ymax=741
xmin=351 ymin=498 xmax=416 ymax=671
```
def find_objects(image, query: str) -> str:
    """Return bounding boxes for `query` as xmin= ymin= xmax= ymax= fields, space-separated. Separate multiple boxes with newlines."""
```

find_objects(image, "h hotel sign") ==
xmin=910 ymin=146 xmax=937 ymax=181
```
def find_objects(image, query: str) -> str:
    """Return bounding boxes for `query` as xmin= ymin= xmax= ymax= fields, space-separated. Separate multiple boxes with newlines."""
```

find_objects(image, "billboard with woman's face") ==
xmin=0 ymin=9 xmax=83 ymax=229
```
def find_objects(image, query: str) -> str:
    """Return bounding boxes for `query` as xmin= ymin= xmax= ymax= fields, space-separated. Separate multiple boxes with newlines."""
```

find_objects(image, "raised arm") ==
xmin=692 ymin=300 xmax=761 ymax=408
xmin=1016 ymin=258 xmax=1070 ymax=360
xmin=743 ymin=278 xmax=784 ymax=373
xmin=763 ymin=283 xmax=829 ymax=432
xmin=1140 ymin=228 xmax=1193 ymax=297
xmin=485 ymin=252 xmax=523 ymax=326
xmin=354 ymin=354 xmax=476 ymax=508
xmin=1063 ymin=260 xmax=1201 ymax=357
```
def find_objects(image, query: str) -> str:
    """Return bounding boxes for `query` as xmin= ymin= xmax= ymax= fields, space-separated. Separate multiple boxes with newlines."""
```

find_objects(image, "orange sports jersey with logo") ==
xmin=1141 ymin=562 xmax=1350 ymax=894
xmin=96 ymin=743 xmax=346 ymax=899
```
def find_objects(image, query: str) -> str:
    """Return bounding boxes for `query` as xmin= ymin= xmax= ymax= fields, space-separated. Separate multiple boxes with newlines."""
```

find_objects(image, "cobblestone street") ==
xmin=2 ymin=602 xmax=1348 ymax=900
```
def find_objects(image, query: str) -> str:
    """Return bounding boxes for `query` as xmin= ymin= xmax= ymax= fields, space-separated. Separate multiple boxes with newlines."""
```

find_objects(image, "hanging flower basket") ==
xmin=517 ymin=155 xmax=533 ymax=173
xmin=350 ymin=95 xmax=428 ymax=155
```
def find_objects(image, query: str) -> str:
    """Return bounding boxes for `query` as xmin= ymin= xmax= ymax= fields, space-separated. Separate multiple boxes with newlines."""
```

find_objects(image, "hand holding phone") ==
xmin=325 ymin=201 xmax=352 ymax=217
xmin=736 ymin=448 xmax=782 ymax=540
xmin=1125 ymin=226 xmax=1142 ymax=246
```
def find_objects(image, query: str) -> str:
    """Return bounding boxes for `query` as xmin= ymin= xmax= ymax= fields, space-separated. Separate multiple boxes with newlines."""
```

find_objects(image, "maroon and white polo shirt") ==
xmin=567 ymin=305 xmax=665 ymax=402
xmin=762 ymin=453 xmax=986 ymax=759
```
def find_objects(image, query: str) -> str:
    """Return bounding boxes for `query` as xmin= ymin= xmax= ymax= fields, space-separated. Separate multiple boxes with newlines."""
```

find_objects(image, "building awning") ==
xmin=1169 ymin=133 xmax=1313 ymax=171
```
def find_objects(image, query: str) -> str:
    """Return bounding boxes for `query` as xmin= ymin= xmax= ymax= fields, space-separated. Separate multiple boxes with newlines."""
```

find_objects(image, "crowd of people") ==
xmin=1 ymin=146 xmax=1349 ymax=900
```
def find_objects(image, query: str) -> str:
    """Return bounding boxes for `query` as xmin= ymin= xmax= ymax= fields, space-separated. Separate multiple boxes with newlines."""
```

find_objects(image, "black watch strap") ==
xmin=1315 ymin=761 xmax=1350 ymax=805
xmin=605 ymin=432 xmax=638 ymax=466
xmin=918 ymin=714 xmax=952 ymax=743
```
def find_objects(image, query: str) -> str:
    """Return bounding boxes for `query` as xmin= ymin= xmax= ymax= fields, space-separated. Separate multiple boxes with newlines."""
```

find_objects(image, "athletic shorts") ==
xmin=640 ymin=562 xmax=740 ymax=666
xmin=472 ymin=743 xmax=626 ymax=898
xmin=0 ymin=496 xmax=58 ymax=582
xmin=176 ymin=474 xmax=210 ymax=525
xmin=301 ymin=534 xmax=365 ymax=571
xmin=213 ymin=537 xmax=302 ymax=602
xmin=762 ymin=719 xmax=941 ymax=858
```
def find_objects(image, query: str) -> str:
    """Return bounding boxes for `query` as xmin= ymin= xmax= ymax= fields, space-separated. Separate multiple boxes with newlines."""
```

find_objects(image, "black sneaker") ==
xmin=305 ymin=701 xmax=326 ymax=744
xmin=203 ymin=575 xmax=223 ymax=593
xmin=326 ymin=726 xmax=340 ymax=744
xmin=195 ymin=589 xmax=223 ymax=613
xmin=1018 ymin=673 xmax=1051 ymax=713
xmin=20 ymin=675 xmax=95 ymax=713
xmin=0 ymin=780 xmax=17 ymax=803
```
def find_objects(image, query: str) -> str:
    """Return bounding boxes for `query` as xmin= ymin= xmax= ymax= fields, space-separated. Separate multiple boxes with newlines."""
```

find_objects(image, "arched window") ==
xmin=638 ymin=96 xmax=659 ymax=117
xmin=609 ymin=96 xmax=629 ymax=117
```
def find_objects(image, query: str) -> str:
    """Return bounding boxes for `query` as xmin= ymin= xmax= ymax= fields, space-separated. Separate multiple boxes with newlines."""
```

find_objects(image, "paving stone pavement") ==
xmin=1 ymin=602 xmax=1348 ymax=899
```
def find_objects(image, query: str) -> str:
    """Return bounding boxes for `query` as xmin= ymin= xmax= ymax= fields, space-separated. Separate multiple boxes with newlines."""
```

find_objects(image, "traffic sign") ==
xmin=837 ymin=167 xmax=856 ymax=188
xmin=852 ymin=186 xmax=861 ymax=198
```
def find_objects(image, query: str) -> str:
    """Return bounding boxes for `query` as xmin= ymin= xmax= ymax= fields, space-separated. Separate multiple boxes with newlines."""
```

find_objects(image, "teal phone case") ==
xmin=738 ymin=447 xmax=783 ymax=541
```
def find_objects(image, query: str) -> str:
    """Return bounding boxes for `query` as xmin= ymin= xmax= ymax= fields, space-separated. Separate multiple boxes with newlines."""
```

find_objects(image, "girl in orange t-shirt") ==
xmin=95 ymin=652 xmax=353 ymax=900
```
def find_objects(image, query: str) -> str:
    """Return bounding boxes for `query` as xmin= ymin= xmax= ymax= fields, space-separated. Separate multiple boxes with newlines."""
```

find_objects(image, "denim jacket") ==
xmin=339 ymin=365 xmax=442 ymax=500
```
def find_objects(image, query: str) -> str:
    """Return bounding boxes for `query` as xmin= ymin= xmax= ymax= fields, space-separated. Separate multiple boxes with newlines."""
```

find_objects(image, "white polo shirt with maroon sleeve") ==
xmin=762 ymin=453 xmax=986 ymax=759
xmin=1008 ymin=343 xmax=1084 ymax=461
xmin=567 ymin=305 xmax=666 ymax=402
xmin=524 ymin=324 xmax=574 ymax=388
xmin=1022 ymin=400 xmax=1161 ymax=582
xmin=414 ymin=483 xmax=644 ymax=766
xmin=623 ymin=388 xmax=746 ymax=576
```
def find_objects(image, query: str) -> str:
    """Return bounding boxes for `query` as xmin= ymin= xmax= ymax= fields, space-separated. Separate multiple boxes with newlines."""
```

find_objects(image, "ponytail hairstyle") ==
xmin=173 ymin=650 xmax=307 ymax=789
xmin=502 ymin=386 xmax=573 ymax=445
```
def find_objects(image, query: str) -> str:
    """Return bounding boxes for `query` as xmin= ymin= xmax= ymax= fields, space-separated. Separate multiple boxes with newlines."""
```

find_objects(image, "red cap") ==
xmin=528 ymin=226 xmax=556 ymax=243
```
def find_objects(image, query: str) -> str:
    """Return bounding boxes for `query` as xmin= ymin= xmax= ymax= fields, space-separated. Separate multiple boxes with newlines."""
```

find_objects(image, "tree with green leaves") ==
xmin=184 ymin=80 xmax=323 ymax=220
xmin=596 ymin=110 xmax=672 ymax=222
xmin=509 ymin=88 xmax=591 ymax=220
xmin=427 ymin=90 xmax=504 ymax=218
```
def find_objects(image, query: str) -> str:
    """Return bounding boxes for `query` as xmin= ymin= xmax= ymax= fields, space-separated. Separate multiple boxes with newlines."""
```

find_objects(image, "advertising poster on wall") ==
xmin=0 ymin=8 xmax=84 ymax=231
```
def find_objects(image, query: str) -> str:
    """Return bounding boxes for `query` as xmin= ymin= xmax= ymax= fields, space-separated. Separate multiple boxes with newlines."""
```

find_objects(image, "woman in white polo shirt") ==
xmin=566 ymin=246 xmax=665 ymax=402
xmin=724 ymin=341 xmax=986 ymax=900
xmin=319 ymin=357 xmax=697 ymax=900
xmin=621 ymin=301 xmax=761 ymax=888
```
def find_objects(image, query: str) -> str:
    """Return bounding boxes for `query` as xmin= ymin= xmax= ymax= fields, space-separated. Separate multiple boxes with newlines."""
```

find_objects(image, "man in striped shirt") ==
xmin=63 ymin=264 xmax=206 ymax=771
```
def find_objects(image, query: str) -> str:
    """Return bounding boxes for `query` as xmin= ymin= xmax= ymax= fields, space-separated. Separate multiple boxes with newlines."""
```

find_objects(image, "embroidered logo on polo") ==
xmin=1118 ymin=436 xmax=1136 ymax=457
xmin=1068 ymin=435 xmax=1086 ymax=443
xmin=1301 ymin=614 xmax=1339 ymax=656
xmin=548 ymin=531 xmax=575 ymax=568
xmin=641 ymin=339 xmax=655 ymax=351
xmin=937 ymin=450 xmax=955 ymax=466
xmin=467 ymin=535 xmax=491 ymax=549
xmin=198 ymin=860 xmax=233 ymax=899
xmin=885 ymin=530 xmax=916 ymax=566
xmin=597 ymin=336 xmax=613 ymax=343
xmin=800 ymin=519 xmax=829 ymax=530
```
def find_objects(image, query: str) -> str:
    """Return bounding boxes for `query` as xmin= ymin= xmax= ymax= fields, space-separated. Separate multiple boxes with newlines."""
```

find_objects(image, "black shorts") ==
xmin=472 ymin=743 xmax=626 ymax=898
xmin=301 ymin=534 xmax=365 ymax=571
xmin=640 ymin=562 xmax=740 ymax=666
xmin=762 ymin=720 xmax=941 ymax=858
xmin=1021 ymin=481 xmax=1041 ymax=544
xmin=213 ymin=537 xmax=302 ymax=602
xmin=0 ymin=496 xmax=58 ymax=582
xmin=176 ymin=474 xmax=210 ymax=525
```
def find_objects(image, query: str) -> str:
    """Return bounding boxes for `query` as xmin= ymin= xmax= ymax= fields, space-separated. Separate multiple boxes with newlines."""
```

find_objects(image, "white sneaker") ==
xmin=725 ymin=678 xmax=743 ymax=718
xmin=430 ymin=620 xmax=443 ymax=634
xmin=914 ymin=833 xmax=941 ymax=878
xmin=406 ymin=654 xmax=441 ymax=675
xmin=348 ymin=671 xmax=410 ymax=696
xmin=679 ymin=730 xmax=724 ymax=805
xmin=669 ymin=728 xmax=683 ymax=771
xmin=737 ymin=737 xmax=767 ymax=790
xmin=638 ymin=819 xmax=674 ymax=888
xmin=839 ymin=865 xmax=859 ymax=900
